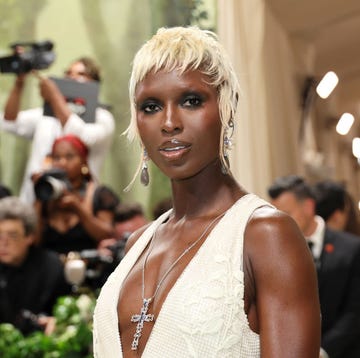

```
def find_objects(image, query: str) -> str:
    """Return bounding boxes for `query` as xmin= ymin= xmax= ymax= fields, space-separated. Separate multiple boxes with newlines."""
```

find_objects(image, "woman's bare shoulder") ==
xmin=245 ymin=206 xmax=304 ymax=247
xmin=243 ymin=205 xmax=311 ymax=268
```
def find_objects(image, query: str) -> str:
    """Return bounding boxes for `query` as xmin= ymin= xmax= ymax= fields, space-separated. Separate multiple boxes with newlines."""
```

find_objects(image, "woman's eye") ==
xmin=140 ymin=102 xmax=161 ymax=114
xmin=183 ymin=96 xmax=202 ymax=108
xmin=66 ymin=154 xmax=76 ymax=160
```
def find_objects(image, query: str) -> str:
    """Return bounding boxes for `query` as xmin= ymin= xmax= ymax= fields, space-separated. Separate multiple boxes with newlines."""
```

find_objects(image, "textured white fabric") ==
xmin=93 ymin=193 xmax=269 ymax=357
xmin=0 ymin=107 xmax=114 ymax=203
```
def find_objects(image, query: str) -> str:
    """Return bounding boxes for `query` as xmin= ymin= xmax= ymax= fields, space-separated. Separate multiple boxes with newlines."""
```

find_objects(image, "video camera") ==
xmin=34 ymin=168 xmax=72 ymax=202
xmin=0 ymin=40 xmax=55 ymax=74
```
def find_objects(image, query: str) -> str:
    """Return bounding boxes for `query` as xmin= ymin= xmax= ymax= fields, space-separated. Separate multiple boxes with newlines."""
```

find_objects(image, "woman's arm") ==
xmin=62 ymin=195 xmax=114 ymax=242
xmin=244 ymin=207 xmax=321 ymax=358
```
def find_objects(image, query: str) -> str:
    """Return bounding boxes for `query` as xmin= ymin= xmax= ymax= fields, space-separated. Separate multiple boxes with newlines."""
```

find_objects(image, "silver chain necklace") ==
xmin=130 ymin=210 xmax=226 ymax=351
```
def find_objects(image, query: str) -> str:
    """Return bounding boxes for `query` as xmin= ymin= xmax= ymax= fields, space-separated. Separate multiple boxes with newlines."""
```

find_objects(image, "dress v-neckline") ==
xmin=116 ymin=194 xmax=253 ymax=356
xmin=119 ymin=211 xmax=223 ymax=355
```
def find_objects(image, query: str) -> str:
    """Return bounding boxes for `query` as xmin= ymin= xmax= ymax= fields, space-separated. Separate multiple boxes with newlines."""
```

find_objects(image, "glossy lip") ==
xmin=158 ymin=138 xmax=191 ymax=160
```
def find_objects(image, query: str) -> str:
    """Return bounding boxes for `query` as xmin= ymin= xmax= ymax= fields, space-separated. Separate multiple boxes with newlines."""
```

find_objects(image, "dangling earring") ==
xmin=140 ymin=149 xmax=149 ymax=186
xmin=81 ymin=165 xmax=89 ymax=176
xmin=221 ymin=119 xmax=234 ymax=175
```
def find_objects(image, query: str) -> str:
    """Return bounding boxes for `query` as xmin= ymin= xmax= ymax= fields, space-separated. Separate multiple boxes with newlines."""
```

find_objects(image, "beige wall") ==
xmin=217 ymin=0 xmax=302 ymax=199
xmin=217 ymin=0 xmax=360 ymax=206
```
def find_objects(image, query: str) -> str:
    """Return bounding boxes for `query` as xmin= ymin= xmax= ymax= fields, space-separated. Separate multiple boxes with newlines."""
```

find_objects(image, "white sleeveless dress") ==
xmin=93 ymin=193 xmax=269 ymax=357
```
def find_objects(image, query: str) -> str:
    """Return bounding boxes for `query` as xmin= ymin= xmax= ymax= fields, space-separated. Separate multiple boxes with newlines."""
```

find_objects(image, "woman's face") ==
xmin=51 ymin=141 xmax=84 ymax=181
xmin=135 ymin=69 xmax=221 ymax=181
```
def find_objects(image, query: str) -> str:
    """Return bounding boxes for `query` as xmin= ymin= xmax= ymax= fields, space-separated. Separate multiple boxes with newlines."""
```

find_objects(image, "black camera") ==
xmin=78 ymin=235 xmax=129 ymax=289
xmin=34 ymin=168 xmax=71 ymax=201
xmin=0 ymin=40 xmax=55 ymax=74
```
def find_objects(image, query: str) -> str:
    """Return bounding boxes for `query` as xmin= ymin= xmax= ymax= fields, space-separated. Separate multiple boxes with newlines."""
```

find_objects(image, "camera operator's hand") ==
xmin=60 ymin=188 xmax=115 ymax=241
xmin=57 ymin=190 xmax=83 ymax=211
xmin=37 ymin=75 xmax=59 ymax=101
xmin=37 ymin=315 xmax=56 ymax=336
xmin=13 ymin=45 xmax=25 ymax=55
xmin=31 ymin=171 xmax=46 ymax=184
xmin=97 ymin=238 xmax=117 ymax=257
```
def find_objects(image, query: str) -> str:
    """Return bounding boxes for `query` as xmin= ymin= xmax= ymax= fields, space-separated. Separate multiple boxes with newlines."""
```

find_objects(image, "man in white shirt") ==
xmin=268 ymin=175 xmax=360 ymax=358
xmin=0 ymin=57 xmax=114 ymax=203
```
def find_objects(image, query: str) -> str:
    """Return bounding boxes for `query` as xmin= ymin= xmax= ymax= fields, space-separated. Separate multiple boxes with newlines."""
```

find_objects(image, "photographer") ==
xmin=0 ymin=196 xmax=70 ymax=335
xmin=0 ymin=52 xmax=115 ymax=204
xmin=97 ymin=202 xmax=148 ymax=258
xmin=35 ymin=134 xmax=119 ymax=255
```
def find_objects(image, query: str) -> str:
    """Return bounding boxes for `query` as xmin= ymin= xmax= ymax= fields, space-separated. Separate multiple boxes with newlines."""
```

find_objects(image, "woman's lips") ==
xmin=159 ymin=139 xmax=191 ymax=160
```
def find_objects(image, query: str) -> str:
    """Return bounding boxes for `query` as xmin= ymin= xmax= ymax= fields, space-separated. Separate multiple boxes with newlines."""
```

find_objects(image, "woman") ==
xmin=93 ymin=27 xmax=321 ymax=357
xmin=36 ymin=134 xmax=119 ymax=254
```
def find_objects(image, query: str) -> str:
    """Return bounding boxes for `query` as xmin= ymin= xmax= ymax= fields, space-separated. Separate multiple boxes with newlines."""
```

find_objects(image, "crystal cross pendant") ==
xmin=131 ymin=298 xmax=155 ymax=351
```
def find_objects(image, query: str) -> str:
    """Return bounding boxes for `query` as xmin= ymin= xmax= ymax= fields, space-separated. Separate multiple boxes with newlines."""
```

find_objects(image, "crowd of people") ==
xmin=0 ymin=181 xmax=154 ymax=335
xmin=0 ymin=54 xmax=154 ymax=336
xmin=0 ymin=25 xmax=360 ymax=358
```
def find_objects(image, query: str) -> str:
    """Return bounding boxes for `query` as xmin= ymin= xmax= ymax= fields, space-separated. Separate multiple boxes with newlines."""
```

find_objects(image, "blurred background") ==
xmin=0 ymin=0 xmax=359 ymax=214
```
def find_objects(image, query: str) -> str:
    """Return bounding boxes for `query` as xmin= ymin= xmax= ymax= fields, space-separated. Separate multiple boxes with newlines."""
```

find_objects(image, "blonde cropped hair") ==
xmin=124 ymin=26 xmax=240 ymax=188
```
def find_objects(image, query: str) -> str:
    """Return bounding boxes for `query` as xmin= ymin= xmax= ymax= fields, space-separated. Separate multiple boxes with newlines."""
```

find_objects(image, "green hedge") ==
xmin=0 ymin=294 xmax=96 ymax=358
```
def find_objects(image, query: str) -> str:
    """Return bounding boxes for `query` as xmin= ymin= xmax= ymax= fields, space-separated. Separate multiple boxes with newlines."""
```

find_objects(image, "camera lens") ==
xmin=34 ymin=176 xmax=66 ymax=201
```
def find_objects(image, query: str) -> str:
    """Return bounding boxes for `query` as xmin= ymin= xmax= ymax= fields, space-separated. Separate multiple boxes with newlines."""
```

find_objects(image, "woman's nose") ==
xmin=161 ymin=105 xmax=183 ymax=134
xmin=55 ymin=158 xmax=67 ymax=168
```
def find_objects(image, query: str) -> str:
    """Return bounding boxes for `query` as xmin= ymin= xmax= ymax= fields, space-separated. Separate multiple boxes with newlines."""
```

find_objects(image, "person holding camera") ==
xmin=0 ymin=196 xmax=70 ymax=335
xmin=93 ymin=202 xmax=149 ymax=288
xmin=97 ymin=202 xmax=149 ymax=258
xmin=0 ymin=55 xmax=115 ymax=204
xmin=35 ymin=134 xmax=119 ymax=255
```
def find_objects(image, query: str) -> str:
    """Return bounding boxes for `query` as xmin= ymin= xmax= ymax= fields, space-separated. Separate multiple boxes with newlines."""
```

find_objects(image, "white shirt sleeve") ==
xmin=0 ymin=108 xmax=43 ymax=139
xmin=62 ymin=107 xmax=115 ymax=148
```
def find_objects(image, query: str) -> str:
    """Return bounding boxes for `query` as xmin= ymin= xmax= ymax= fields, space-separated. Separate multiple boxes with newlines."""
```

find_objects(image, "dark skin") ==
xmin=117 ymin=69 xmax=321 ymax=357
xmin=34 ymin=141 xmax=113 ymax=244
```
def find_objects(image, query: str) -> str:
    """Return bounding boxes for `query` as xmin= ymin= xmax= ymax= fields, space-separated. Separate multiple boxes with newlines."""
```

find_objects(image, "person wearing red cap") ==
xmin=35 ymin=134 xmax=119 ymax=255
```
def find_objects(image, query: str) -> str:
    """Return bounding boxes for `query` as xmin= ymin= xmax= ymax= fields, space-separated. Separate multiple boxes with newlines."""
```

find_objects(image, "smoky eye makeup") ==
xmin=138 ymin=99 xmax=162 ymax=114
xmin=181 ymin=92 xmax=205 ymax=108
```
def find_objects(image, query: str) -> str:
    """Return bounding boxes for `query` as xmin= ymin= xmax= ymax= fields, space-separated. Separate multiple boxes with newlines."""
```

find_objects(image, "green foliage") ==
xmin=0 ymin=294 xmax=96 ymax=358
xmin=150 ymin=0 xmax=213 ymax=32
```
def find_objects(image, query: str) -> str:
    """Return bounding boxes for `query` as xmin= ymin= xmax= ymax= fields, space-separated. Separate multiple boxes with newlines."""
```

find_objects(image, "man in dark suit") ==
xmin=268 ymin=175 xmax=360 ymax=358
xmin=0 ymin=196 xmax=70 ymax=334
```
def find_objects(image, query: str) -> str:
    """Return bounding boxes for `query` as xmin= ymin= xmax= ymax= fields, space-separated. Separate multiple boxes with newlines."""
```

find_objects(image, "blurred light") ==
xmin=336 ymin=113 xmax=355 ymax=135
xmin=316 ymin=71 xmax=339 ymax=99
xmin=352 ymin=137 xmax=360 ymax=158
